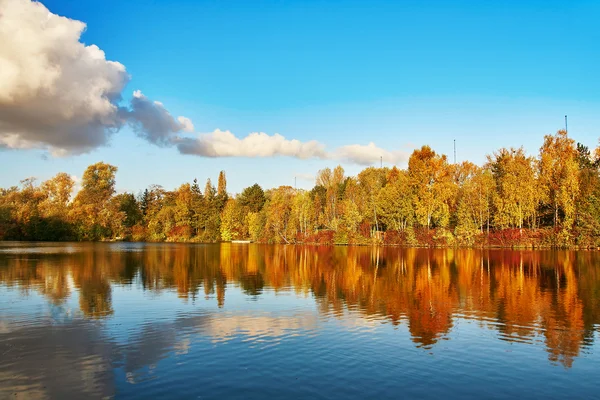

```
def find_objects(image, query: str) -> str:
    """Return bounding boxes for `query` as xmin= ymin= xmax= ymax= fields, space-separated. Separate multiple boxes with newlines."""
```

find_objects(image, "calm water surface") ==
xmin=1 ymin=242 xmax=599 ymax=399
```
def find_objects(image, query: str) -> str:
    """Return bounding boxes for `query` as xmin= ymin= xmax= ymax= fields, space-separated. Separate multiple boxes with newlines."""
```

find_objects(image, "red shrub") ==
xmin=414 ymin=228 xmax=435 ymax=247
xmin=300 ymin=230 xmax=335 ymax=245
xmin=168 ymin=225 xmax=193 ymax=240
xmin=359 ymin=221 xmax=371 ymax=238
xmin=383 ymin=230 xmax=407 ymax=245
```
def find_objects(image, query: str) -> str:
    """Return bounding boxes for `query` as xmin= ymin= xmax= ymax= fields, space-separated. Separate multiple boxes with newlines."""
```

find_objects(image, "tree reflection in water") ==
xmin=1 ymin=243 xmax=599 ymax=368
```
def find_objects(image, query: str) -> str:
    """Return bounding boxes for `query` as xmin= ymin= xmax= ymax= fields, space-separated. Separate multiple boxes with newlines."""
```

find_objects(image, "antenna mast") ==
xmin=453 ymin=139 xmax=456 ymax=164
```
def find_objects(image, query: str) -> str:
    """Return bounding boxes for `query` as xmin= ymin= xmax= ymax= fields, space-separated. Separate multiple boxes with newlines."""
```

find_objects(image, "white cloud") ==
xmin=175 ymin=130 xmax=328 ymax=159
xmin=177 ymin=117 xmax=194 ymax=133
xmin=0 ymin=0 xmax=192 ymax=155
xmin=174 ymin=130 xmax=409 ymax=166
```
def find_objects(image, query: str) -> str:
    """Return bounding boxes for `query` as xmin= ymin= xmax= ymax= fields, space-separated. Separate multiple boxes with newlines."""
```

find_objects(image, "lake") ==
xmin=1 ymin=242 xmax=599 ymax=399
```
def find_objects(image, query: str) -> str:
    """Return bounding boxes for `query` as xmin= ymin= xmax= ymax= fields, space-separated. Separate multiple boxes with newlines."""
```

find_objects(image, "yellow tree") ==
xmin=71 ymin=162 xmax=118 ymax=238
xmin=408 ymin=146 xmax=454 ymax=230
xmin=171 ymin=183 xmax=194 ymax=238
xmin=291 ymin=190 xmax=316 ymax=236
xmin=377 ymin=169 xmax=413 ymax=231
xmin=40 ymin=172 xmax=74 ymax=217
xmin=358 ymin=167 xmax=387 ymax=233
xmin=264 ymin=186 xmax=296 ymax=243
xmin=14 ymin=178 xmax=45 ymax=231
xmin=574 ymin=143 xmax=600 ymax=241
xmin=538 ymin=130 xmax=579 ymax=232
xmin=315 ymin=165 xmax=345 ymax=229
xmin=454 ymin=162 xmax=495 ymax=235
xmin=488 ymin=148 xmax=537 ymax=230
xmin=340 ymin=198 xmax=362 ymax=234
xmin=221 ymin=198 xmax=246 ymax=240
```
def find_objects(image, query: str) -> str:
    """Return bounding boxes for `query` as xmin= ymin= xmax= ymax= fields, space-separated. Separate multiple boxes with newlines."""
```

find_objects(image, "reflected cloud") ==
xmin=202 ymin=313 xmax=319 ymax=343
xmin=0 ymin=320 xmax=115 ymax=399
xmin=0 ymin=308 xmax=320 ymax=396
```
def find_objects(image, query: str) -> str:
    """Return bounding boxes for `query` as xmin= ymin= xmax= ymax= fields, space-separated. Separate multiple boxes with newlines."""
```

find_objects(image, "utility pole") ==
xmin=565 ymin=115 xmax=568 ymax=134
xmin=453 ymin=139 xmax=456 ymax=164
xmin=294 ymin=176 xmax=297 ymax=190
xmin=380 ymin=156 xmax=382 ymax=168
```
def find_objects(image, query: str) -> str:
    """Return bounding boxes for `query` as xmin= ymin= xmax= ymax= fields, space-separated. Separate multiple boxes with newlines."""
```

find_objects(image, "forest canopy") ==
xmin=2 ymin=130 xmax=600 ymax=247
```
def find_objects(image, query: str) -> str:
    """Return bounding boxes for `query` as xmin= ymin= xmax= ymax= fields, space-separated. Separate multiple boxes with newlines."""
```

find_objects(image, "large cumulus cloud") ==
xmin=0 ymin=0 xmax=191 ymax=155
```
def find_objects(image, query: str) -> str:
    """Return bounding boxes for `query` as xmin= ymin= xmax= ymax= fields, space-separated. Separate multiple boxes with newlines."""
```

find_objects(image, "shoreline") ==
xmin=3 ymin=238 xmax=598 ymax=250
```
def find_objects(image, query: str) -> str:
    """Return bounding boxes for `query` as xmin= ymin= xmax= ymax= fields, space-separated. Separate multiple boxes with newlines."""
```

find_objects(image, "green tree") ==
xmin=112 ymin=193 xmax=142 ymax=232
xmin=238 ymin=184 xmax=266 ymax=212
xmin=202 ymin=178 xmax=220 ymax=241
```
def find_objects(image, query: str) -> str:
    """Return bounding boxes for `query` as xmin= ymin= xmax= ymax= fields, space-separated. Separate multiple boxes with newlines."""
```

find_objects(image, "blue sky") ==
xmin=1 ymin=0 xmax=599 ymax=194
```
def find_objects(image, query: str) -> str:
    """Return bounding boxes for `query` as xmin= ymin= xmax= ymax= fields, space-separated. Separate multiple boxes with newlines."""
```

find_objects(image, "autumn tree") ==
xmin=315 ymin=166 xmax=345 ymax=229
xmin=190 ymin=178 xmax=205 ymax=236
xmin=574 ymin=143 xmax=600 ymax=243
xmin=40 ymin=173 xmax=74 ymax=217
xmin=143 ymin=184 xmax=167 ymax=239
xmin=488 ymin=148 xmax=538 ymax=230
xmin=358 ymin=167 xmax=387 ymax=234
xmin=13 ymin=178 xmax=47 ymax=239
xmin=264 ymin=186 xmax=295 ymax=243
xmin=454 ymin=162 xmax=495 ymax=243
xmin=71 ymin=162 xmax=119 ymax=239
xmin=408 ymin=146 xmax=454 ymax=230
xmin=221 ymin=198 xmax=247 ymax=240
xmin=377 ymin=169 xmax=413 ymax=231
xmin=291 ymin=190 xmax=315 ymax=237
xmin=538 ymin=130 xmax=579 ymax=235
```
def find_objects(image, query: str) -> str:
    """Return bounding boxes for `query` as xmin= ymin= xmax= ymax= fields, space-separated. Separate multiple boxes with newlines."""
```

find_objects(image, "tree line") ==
xmin=1 ymin=129 xmax=600 ymax=247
